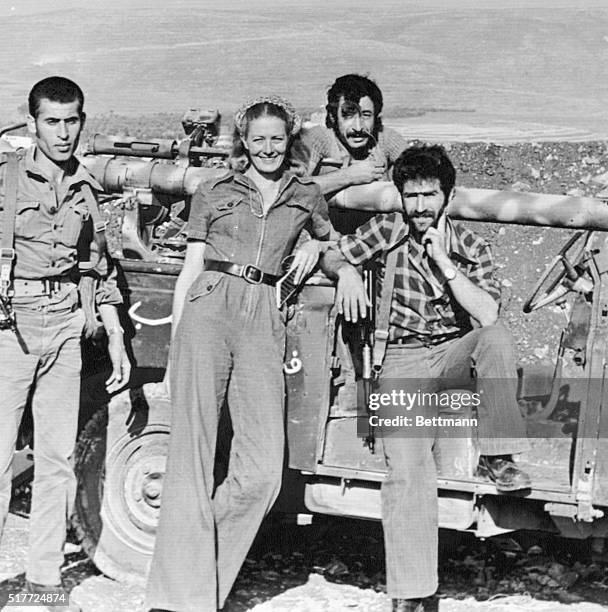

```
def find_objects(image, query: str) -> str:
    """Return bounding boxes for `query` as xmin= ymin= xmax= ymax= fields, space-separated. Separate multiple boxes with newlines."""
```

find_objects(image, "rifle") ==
xmin=360 ymin=263 xmax=377 ymax=453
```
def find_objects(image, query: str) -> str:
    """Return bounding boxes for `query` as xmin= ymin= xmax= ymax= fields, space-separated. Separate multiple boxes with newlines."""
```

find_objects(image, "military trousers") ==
xmin=0 ymin=304 xmax=84 ymax=586
xmin=146 ymin=272 xmax=286 ymax=612
xmin=378 ymin=324 xmax=529 ymax=599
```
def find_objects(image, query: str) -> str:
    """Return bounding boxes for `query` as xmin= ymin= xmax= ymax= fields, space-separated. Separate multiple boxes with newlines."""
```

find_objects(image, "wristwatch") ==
xmin=442 ymin=266 xmax=457 ymax=282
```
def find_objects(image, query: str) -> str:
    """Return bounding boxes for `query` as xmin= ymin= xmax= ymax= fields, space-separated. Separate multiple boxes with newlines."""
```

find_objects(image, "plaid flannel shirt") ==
xmin=337 ymin=212 xmax=501 ymax=340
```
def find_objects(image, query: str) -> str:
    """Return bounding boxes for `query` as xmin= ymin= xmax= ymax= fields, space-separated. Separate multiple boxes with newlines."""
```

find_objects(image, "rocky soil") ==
xmin=3 ymin=507 xmax=608 ymax=611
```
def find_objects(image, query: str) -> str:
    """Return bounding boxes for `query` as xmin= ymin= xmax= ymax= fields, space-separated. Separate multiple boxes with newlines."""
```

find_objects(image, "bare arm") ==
xmin=439 ymin=266 xmax=498 ymax=326
xmin=161 ymin=241 xmax=206 ymax=390
xmin=312 ymin=161 xmax=386 ymax=196
xmin=320 ymin=247 xmax=368 ymax=323
xmin=170 ymin=240 xmax=206 ymax=340
xmin=98 ymin=304 xmax=131 ymax=393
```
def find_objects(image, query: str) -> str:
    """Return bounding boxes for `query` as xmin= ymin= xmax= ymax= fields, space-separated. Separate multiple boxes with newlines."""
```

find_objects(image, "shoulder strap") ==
xmin=78 ymin=182 xmax=107 ymax=272
xmin=1 ymin=152 xmax=19 ymax=298
xmin=372 ymin=217 xmax=406 ymax=377
xmin=80 ymin=182 xmax=106 ymax=233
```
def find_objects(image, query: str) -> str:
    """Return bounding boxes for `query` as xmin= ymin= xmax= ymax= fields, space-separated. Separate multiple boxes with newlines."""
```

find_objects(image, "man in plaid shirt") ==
xmin=322 ymin=145 xmax=531 ymax=612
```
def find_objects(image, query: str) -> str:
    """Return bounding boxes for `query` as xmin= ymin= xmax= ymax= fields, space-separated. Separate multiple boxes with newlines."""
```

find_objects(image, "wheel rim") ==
xmin=102 ymin=424 xmax=170 ymax=554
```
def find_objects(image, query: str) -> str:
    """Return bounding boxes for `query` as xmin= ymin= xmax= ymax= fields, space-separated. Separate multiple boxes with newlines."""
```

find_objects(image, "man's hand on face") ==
xmin=335 ymin=264 xmax=369 ymax=323
xmin=347 ymin=160 xmax=386 ymax=185
xmin=423 ymin=227 xmax=451 ymax=269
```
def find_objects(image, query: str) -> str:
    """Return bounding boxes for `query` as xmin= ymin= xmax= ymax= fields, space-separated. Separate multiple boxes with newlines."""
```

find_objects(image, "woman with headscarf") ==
xmin=146 ymin=96 xmax=337 ymax=611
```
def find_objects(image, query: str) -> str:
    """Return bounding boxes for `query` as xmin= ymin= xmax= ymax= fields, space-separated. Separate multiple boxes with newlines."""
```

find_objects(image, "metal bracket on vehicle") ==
xmin=545 ymin=502 xmax=578 ymax=519
xmin=545 ymin=463 xmax=605 ymax=522
xmin=575 ymin=462 xmax=605 ymax=522
xmin=340 ymin=478 xmax=350 ymax=496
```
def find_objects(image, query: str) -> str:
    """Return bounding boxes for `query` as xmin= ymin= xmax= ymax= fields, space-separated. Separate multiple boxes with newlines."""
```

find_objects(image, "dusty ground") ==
xmin=2 ymin=511 xmax=608 ymax=611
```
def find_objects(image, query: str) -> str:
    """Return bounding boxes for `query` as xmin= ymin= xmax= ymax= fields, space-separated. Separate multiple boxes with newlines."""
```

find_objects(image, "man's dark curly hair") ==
xmin=393 ymin=145 xmax=456 ymax=200
xmin=325 ymin=74 xmax=383 ymax=131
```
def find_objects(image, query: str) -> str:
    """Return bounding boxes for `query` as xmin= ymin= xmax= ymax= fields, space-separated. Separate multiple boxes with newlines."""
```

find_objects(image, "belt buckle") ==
xmin=242 ymin=264 xmax=263 ymax=284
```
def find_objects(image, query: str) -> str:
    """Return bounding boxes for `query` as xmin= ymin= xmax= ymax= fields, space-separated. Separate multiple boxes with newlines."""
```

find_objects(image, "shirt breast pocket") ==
xmin=14 ymin=200 xmax=41 ymax=239
xmin=209 ymin=197 xmax=244 ymax=242
xmin=61 ymin=201 xmax=90 ymax=247
xmin=285 ymin=198 xmax=313 ymax=214
xmin=213 ymin=197 xmax=243 ymax=219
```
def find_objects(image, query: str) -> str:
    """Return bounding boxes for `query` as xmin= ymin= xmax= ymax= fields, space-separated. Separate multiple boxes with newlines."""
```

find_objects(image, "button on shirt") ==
xmin=187 ymin=170 xmax=332 ymax=275
xmin=0 ymin=146 xmax=121 ymax=305
xmin=336 ymin=212 xmax=500 ymax=340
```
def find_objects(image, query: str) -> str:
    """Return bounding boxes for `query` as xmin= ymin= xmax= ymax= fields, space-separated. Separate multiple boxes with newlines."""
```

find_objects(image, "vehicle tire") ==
xmin=72 ymin=383 xmax=171 ymax=585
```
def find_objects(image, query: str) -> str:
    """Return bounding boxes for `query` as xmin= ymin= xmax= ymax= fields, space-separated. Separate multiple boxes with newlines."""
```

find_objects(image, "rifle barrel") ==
xmin=89 ymin=134 xmax=177 ymax=159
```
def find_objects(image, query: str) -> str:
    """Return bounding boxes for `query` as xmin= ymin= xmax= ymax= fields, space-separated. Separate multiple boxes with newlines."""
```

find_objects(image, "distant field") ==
xmin=1 ymin=0 xmax=607 ymax=138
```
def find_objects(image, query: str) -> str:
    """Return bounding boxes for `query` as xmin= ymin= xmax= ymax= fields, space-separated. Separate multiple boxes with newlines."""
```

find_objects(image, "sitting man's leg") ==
xmin=435 ymin=324 xmax=531 ymax=491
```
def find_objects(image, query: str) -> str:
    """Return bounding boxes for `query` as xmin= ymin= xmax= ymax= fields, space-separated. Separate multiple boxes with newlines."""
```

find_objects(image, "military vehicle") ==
xmin=6 ymin=113 xmax=608 ymax=585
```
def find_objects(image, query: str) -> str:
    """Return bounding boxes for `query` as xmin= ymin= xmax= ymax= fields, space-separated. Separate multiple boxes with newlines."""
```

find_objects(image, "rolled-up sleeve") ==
xmin=85 ymin=223 xmax=123 ymax=306
xmin=186 ymin=182 xmax=212 ymax=241
xmin=338 ymin=213 xmax=402 ymax=265
xmin=467 ymin=240 xmax=501 ymax=306
xmin=95 ymin=256 xmax=122 ymax=306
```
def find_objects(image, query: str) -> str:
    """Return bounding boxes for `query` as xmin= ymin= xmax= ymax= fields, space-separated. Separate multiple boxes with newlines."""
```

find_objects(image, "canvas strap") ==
xmin=78 ymin=182 xmax=107 ymax=271
xmin=372 ymin=217 xmax=407 ymax=378
xmin=0 ymin=152 xmax=19 ymax=299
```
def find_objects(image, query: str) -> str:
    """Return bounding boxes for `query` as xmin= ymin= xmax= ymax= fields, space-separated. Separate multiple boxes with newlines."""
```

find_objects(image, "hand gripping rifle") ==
xmin=360 ymin=263 xmax=377 ymax=453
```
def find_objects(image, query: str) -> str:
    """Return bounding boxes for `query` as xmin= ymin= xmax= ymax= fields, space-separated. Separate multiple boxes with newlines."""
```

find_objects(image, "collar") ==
xmin=23 ymin=145 xmax=103 ymax=192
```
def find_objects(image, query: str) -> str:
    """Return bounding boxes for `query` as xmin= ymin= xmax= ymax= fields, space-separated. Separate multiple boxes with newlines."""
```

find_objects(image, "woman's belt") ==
xmin=204 ymin=260 xmax=280 ymax=286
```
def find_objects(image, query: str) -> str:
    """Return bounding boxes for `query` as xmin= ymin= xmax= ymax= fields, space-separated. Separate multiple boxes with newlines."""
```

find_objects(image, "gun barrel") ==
xmin=331 ymin=181 xmax=608 ymax=231
xmin=81 ymin=155 xmax=225 ymax=197
xmin=449 ymin=188 xmax=608 ymax=231
xmin=89 ymin=134 xmax=178 ymax=159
